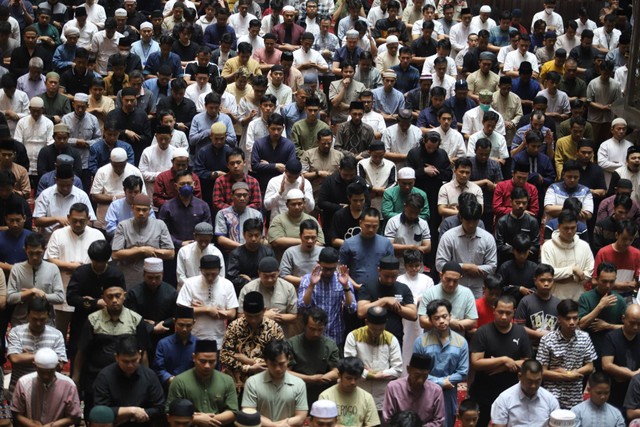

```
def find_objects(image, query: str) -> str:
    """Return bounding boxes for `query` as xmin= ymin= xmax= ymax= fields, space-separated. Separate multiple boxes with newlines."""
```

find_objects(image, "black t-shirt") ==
xmin=469 ymin=323 xmax=532 ymax=404
xmin=514 ymin=293 xmax=560 ymax=332
xmin=331 ymin=207 xmax=361 ymax=244
xmin=602 ymin=329 xmax=640 ymax=408
xmin=497 ymin=260 xmax=537 ymax=303
xmin=358 ymin=281 xmax=414 ymax=344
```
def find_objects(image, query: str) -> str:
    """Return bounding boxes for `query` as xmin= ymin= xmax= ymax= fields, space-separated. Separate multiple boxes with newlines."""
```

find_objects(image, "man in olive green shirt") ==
xmin=291 ymin=97 xmax=330 ymax=157
xmin=166 ymin=340 xmax=238 ymax=425
xmin=268 ymin=189 xmax=325 ymax=255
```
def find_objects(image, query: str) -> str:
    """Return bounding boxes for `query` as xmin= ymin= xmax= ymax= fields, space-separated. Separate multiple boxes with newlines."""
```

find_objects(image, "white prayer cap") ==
xmin=479 ymin=5 xmax=491 ymax=13
xmin=110 ymin=147 xmax=128 ymax=162
xmin=612 ymin=118 xmax=627 ymax=127
xmin=386 ymin=35 xmax=399 ymax=44
xmin=74 ymin=93 xmax=89 ymax=103
xmin=144 ymin=257 xmax=163 ymax=273
xmin=140 ymin=21 xmax=153 ymax=30
xmin=172 ymin=147 xmax=190 ymax=159
xmin=34 ymin=348 xmax=59 ymax=369
xmin=115 ymin=8 xmax=127 ymax=17
xmin=29 ymin=97 xmax=44 ymax=108
xmin=309 ymin=401 xmax=338 ymax=418
xmin=282 ymin=5 xmax=296 ymax=12
xmin=549 ymin=409 xmax=576 ymax=427
xmin=286 ymin=189 xmax=304 ymax=200
xmin=397 ymin=167 xmax=416 ymax=180
xmin=64 ymin=26 xmax=80 ymax=37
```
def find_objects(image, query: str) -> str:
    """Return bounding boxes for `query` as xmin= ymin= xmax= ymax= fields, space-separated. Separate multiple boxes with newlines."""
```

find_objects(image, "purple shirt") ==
xmin=158 ymin=196 xmax=212 ymax=246
xmin=383 ymin=376 xmax=445 ymax=427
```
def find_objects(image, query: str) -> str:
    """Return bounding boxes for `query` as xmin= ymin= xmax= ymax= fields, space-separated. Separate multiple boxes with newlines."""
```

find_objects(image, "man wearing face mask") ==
xmin=531 ymin=0 xmax=564 ymax=36
xmin=461 ymin=90 xmax=506 ymax=141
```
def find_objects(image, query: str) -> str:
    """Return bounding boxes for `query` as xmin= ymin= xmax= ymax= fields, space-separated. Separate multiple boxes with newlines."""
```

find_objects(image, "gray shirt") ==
xmin=280 ymin=245 xmax=322 ymax=280
xmin=7 ymin=261 xmax=64 ymax=326
xmin=111 ymin=218 xmax=174 ymax=289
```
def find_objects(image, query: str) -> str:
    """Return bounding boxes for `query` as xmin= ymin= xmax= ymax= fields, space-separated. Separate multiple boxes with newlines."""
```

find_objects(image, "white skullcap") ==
xmin=110 ymin=147 xmax=128 ymax=162
xmin=64 ymin=26 xmax=80 ymax=37
xmin=386 ymin=35 xmax=399 ymax=44
xmin=612 ymin=118 xmax=627 ymax=127
xmin=140 ymin=21 xmax=153 ymax=30
xmin=282 ymin=5 xmax=296 ymax=12
xmin=30 ymin=97 xmax=44 ymax=108
xmin=549 ymin=409 xmax=576 ymax=427
xmin=309 ymin=400 xmax=338 ymax=418
xmin=115 ymin=8 xmax=127 ymax=16
xmin=34 ymin=348 xmax=59 ymax=369
xmin=74 ymin=93 xmax=89 ymax=103
xmin=286 ymin=189 xmax=305 ymax=200
xmin=144 ymin=257 xmax=163 ymax=273
xmin=398 ymin=167 xmax=416 ymax=180
xmin=172 ymin=147 xmax=190 ymax=159
xmin=479 ymin=5 xmax=491 ymax=13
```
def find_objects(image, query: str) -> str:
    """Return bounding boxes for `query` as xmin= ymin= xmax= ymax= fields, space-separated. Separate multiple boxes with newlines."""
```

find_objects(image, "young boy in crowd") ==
xmin=497 ymin=234 xmax=537 ymax=304
xmin=458 ymin=399 xmax=480 ymax=427
xmin=475 ymin=274 xmax=502 ymax=329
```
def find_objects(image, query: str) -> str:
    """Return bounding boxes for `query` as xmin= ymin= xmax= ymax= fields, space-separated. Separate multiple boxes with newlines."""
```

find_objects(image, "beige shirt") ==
xmin=437 ymin=179 xmax=484 ymax=208
xmin=466 ymin=69 xmax=499 ymax=95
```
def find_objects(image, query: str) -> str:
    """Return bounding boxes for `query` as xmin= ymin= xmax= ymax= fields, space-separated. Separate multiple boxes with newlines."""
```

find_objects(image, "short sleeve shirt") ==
xmin=358 ymin=281 xmax=414 ymax=342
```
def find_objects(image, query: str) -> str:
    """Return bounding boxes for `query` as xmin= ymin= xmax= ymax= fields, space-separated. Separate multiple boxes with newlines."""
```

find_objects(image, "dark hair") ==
xmin=25 ymin=233 xmax=45 ymax=249
xmin=614 ymin=194 xmax=633 ymax=211
xmin=303 ymin=306 xmax=328 ymax=326
xmin=263 ymin=339 xmax=291 ymax=362
xmin=521 ymin=359 xmax=542 ymax=374
xmin=317 ymin=128 xmax=333 ymax=140
xmin=267 ymin=113 xmax=285 ymax=127
xmin=299 ymin=219 xmax=319 ymax=234
xmin=588 ymin=371 xmax=612 ymax=387
xmin=510 ymin=186 xmax=529 ymax=201
xmin=561 ymin=197 xmax=582 ymax=215
xmin=204 ymin=92 xmax=221 ymax=105
xmin=458 ymin=399 xmax=479 ymax=415
xmin=28 ymin=296 xmax=51 ymax=314
xmin=459 ymin=198 xmax=482 ymax=221
xmin=339 ymin=155 xmax=357 ymax=171
xmin=545 ymin=71 xmax=561 ymax=83
xmin=260 ymin=94 xmax=277 ymax=106
xmin=115 ymin=335 xmax=140 ymax=356
xmin=360 ymin=207 xmax=381 ymax=221
xmin=88 ymin=240 xmax=112 ymax=262
xmin=495 ymin=295 xmax=516 ymax=309
xmin=511 ymin=234 xmax=532 ymax=253
xmin=90 ymin=77 xmax=106 ymax=89
xmin=617 ymin=219 xmax=638 ymax=237
xmin=405 ymin=193 xmax=425 ymax=211
xmin=557 ymin=299 xmax=579 ymax=317
xmin=484 ymin=274 xmax=503 ymax=292
xmin=174 ymin=169 xmax=192 ymax=181
xmin=237 ymin=41 xmax=252 ymax=54
xmin=561 ymin=159 xmax=581 ymax=176
xmin=437 ymin=107 xmax=453 ymax=118
xmin=0 ymin=169 xmax=15 ymax=187
xmin=347 ymin=182 xmax=366 ymax=197
xmin=171 ymin=77 xmax=188 ymax=91
xmin=0 ymin=73 xmax=16 ymax=89
xmin=123 ymin=175 xmax=143 ymax=191
xmin=534 ymin=263 xmax=555 ymax=277
xmin=482 ymin=111 xmax=499 ymax=123
xmin=596 ymin=262 xmax=617 ymax=276
xmin=430 ymin=86 xmax=446 ymax=99
xmin=68 ymin=202 xmax=89 ymax=216
xmin=557 ymin=209 xmax=578 ymax=225
xmin=226 ymin=147 xmax=245 ymax=162
xmin=454 ymin=157 xmax=472 ymax=170
xmin=243 ymin=218 xmax=263 ymax=234
xmin=403 ymin=249 xmax=422 ymax=266
xmin=337 ymin=357 xmax=364 ymax=376
xmin=426 ymin=299 xmax=451 ymax=317
xmin=474 ymin=138 xmax=491 ymax=150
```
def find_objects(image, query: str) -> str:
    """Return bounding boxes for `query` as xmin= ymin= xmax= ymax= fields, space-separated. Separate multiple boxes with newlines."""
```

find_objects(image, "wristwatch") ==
xmin=343 ymin=288 xmax=351 ymax=293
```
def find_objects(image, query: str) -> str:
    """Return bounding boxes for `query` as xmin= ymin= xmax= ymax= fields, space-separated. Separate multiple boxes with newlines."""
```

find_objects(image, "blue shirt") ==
xmin=142 ymin=78 xmax=172 ymax=104
xmin=338 ymin=234 xmax=394 ymax=286
xmin=391 ymin=64 xmax=421 ymax=94
xmin=36 ymin=172 xmax=83 ymax=197
xmin=52 ymin=43 xmax=76 ymax=71
xmin=0 ymin=229 xmax=32 ymax=265
xmin=189 ymin=112 xmax=236 ymax=152
xmin=281 ymin=102 xmax=306 ymax=137
xmin=511 ymin=77 xmax=542 ymax=114
xmin=571 ymin=399 xmax=624 ymax=427
xmin=203 ymin=24 xmax=237 ymax=50
xmin=88 ymin=140 xmax=135 ymax=175
xmin=443 ymin=96 xmax=476 ymax=124
xmin=512 ymin=150 xmax=556 ymax=187
xmin=332 ymin=45 xmax=363 ymax=65
xmin=489 ymin=26 xmax=517 ymax=47
xmin=105 ymin=198 xmax=156 ymax=235
xmin=298 ymin=272 xmax=356 ymax=345
xmin=131 ymin=39 xmax=161 ymax=67
xmin=372 ymin=87 xmax=405 ymax=116
xmin=417 ymin=106 xmax=458 ymax=129
xmin=251 ymin=136 xmax=297 ymax=191
xmin=144 ymin=51 xmax=184 ymax=78
xmin=154 ymin=333 xmax=196 ymax=384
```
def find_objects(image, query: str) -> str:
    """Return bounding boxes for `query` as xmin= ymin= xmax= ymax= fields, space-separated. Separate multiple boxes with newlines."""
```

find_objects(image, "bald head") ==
xmin=623 ymin=304 xmax=640 ymax=337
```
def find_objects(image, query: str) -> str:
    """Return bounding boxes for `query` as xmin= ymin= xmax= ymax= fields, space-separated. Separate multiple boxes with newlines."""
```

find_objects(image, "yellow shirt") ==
xmin=221 ymin=57 xmax=263 ymax=79
xmin=554 ymin=135 xmax=578 ymax=178
xmin=539 ymin=60 xmax=564 ymax=82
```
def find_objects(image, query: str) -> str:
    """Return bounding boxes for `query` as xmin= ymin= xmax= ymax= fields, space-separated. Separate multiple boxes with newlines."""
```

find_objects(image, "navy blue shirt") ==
xmin=0 ymin=229 xmax=31 ymax=266
xmin=251 ymin=136 xmax=297 ymax=192
xmin=511 ymin=77 xmax=542 ymax=115
xmin=154 ymin=333 xmax=196 ymax=383
xmin=203 ymin=24 xmax=237 ymax=50
xmin=391 ymin=64 xmax=421 ymax=94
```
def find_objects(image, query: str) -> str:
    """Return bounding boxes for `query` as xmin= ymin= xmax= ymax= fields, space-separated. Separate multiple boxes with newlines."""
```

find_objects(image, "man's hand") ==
xmin=519 ymin=286 xmax=534 ymax=296
xmin=572 ymin=266 xmax=586 ymax=281
xmin=57 ymin=216 xmax=70 ymax=227
xmin=31 ymin=288 xmax=47 ymax=298
xmin=264 ymin=308 xmax=282 ymax=322
xmin=424 ymin=165 xmax=439 ymax=176
xmin=590 ymin=319 xmax=612 ymax=332
xmin=442 ymin=377 xmax=454 ymax=389
xmin=207 ymin=306 xmax=220 ymax=319
xmin=279 ymin=177 xmax=286 ymax=195
xmin=131 ymin=407 xmax=149 ymax=423
xmin=193 ymin=413 xmax=222 ymax=427
xmin=337 ymin=265 xmax=350 ymax=288
xmin=342 ymin=77 xmax=351 ymax=86
xmin=247 ymin=360 xmax=267 ymax=373
xmin=75 ymin=139 xmax=89 ymax=148
xmin=504 ymin=357 xmax=519 ymax=373
xmin=275 ymin=163 xmax=285 ymax=173
xmin=125 ymin=130 xmax=141 ymax=141
xmin=153 ymin=322 xmax=170 ymax=334
xmin=597 ymin=294 xmax=618 ymax=311
xmin=309 ymin=265 xmax=322 ymax=286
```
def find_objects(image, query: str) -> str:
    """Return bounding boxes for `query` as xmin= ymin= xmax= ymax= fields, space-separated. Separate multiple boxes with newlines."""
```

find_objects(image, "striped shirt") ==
xmin=536 ymin=329 xmax=597 ymax=409
xmin=11 ymin=372 xmax=81 ymax=424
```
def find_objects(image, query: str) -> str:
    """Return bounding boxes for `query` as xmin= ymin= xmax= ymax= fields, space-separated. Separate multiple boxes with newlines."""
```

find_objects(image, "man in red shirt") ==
xmin=153 ymin=148 xmax=202 ymax=208
xmin=493 ymin=161 xmax=539 ymax=221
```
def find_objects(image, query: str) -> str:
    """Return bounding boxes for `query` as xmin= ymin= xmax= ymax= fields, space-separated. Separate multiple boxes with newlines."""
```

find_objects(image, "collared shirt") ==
xmin=335 ymin=121 xmax=376 ymax=158
xmin=44 ymin=226 xmax=105 ymax=286
xmin=437 ymin=178 xmax=484 ymax=208
xmin=212 ymin=173 xmax=262 ymax=212
xmin=130 ymin=39 xmax=160 ymax=67
xmin=61 ymin=111 xmax=102 ymax=169
xmin=61 ymin=19 xmax=97 ymax=49
xmin=312 ymin=32 xmax=340 ymax=68
xmin=33 ymin=185 xmax=96 ymax=238
xmin=0 ymin=88 xmax=28 ymax=135
xmin=298 ymin=271 xmax=356 ymax=345
xmin=189 ymin=111 xmax=236 ymax=151
xmin=152 ymin=169 xmax=202 ymax=209
xmin=467 ymin=131 xmax=509 ymax=159
xmin=14 ymin=115 xmax=54 ymax=174
xmin=503 ymin=49 xmax=540 ymax=74
xmin=158 ymin=196 xmax=212 ymax=246
xmin=125 ymin=281 xmax=177 ymax=328
xmin=176 ymin=274 xmax=238 ymax=342
xmin=461 ymin=106 xmax=506 ymax=137
xmin=16 ymin=74 xmax=46 ymax=101
xmin=7 ymin=260 xmax=64 ymax=326
xmin=382 ymin=376 xmax=445 ymax=427
xmin=536 ymin=329 xmax=597 ymax=408
xmin=215 ymin=206 xmax=263 ymax=244
xmin=490 ymin=382 xmax=560 ymax=427
xmin=418 ymin=284 xmax=478 ymax=323
xmin=167 ymin=368 xmax=238 ymax=413
xmin=11 ymin=373 xmax=81 ymax=424
xmin=572 ymin=399 xmax=625 ymax=427
xmin=104 ymin=198 xmax=156 ymax=236
xmin=220 ymin=317 xmax=285 ymax=390
xmin=7 ymin=324 xmax=67 ymax=395
xmin=382 ymin=124 xmax=422 ymax=165
xmin=154 ymin=334 xmax=196 ymax=383
xmin=176 ymin=242 xmax=225 ymax=287
xmin=144 ymin=51 xmax=183 ymax=78
xmin=242 ymin=370 xmax=308 ymax=421
xmin=263 ymin=174 xmax=314 ymax=216
xmin=382 ymin=186 xmax=430 ymax=221
xmin=372 ymin=87 xmax=405 ymax=116
xmin=544 ymin=182 xmax=594 ymax=214
xmin=91 ymin=30 xmax=123 ymax=75
xmin=435 ymin=225 xmax=498 ymax=297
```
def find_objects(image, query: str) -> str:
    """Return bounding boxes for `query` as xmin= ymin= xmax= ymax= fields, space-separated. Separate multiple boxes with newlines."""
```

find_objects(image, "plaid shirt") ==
xmin=298 ymin=272 xmax=356 ymax=345
xmin=212 ymin=173 xmax=263 ymax=212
